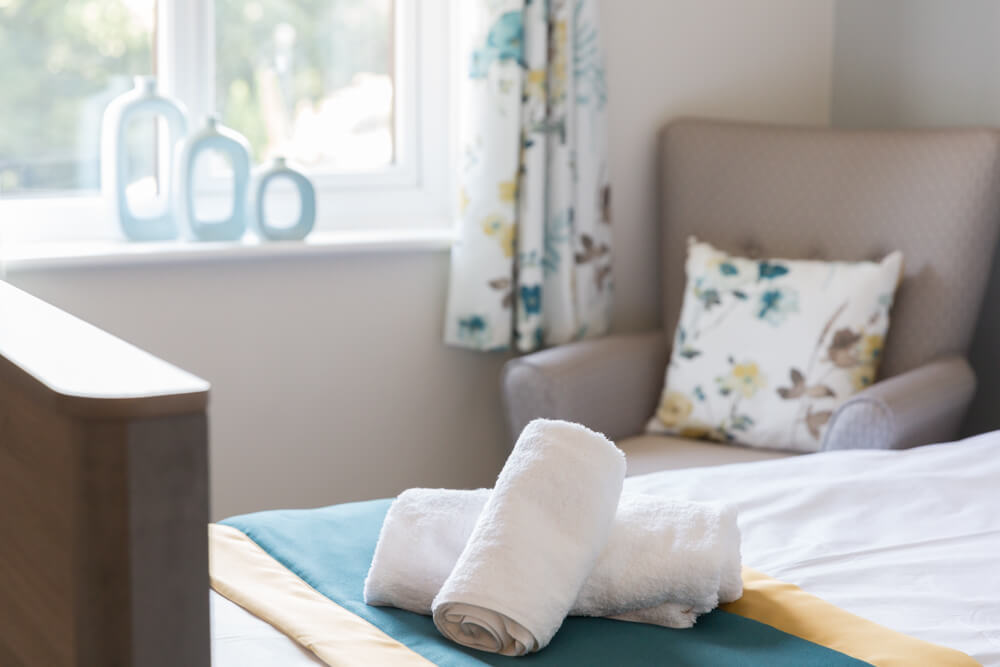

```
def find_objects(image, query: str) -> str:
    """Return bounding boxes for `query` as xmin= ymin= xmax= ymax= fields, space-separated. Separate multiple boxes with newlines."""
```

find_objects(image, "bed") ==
xmin=208 ymin=433 xmax=1000 ymax=666
xmin=2 ymin=281 xmax=998 ymax=666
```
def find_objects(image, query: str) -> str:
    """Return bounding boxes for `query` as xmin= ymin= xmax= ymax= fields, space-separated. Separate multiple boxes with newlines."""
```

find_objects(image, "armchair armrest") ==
xmin=501 ymin=331 xmax=668 ymax=442
xmin=822 ymin=356 xmax=975 ymax=451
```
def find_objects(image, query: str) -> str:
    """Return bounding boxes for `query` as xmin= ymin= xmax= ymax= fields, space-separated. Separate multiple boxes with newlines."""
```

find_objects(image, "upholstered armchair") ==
xmin=502 ymin=120 xmax=1000 ymax=475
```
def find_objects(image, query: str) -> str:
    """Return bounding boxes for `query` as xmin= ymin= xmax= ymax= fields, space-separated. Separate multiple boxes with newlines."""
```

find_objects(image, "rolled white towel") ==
xmin=430 ymin=419 xmax=626 ymax=656
xmin=365 ymin=490 xmax=741 ymax=630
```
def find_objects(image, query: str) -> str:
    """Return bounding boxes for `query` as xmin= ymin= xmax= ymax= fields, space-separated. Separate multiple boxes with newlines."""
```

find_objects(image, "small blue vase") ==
xmin=101 ymin=76 xmax=188 ymax=241
xmin=248 ymin=157 xmax=317 ymax=241
xmin=175 ymin=115 xmax=252 ymax=242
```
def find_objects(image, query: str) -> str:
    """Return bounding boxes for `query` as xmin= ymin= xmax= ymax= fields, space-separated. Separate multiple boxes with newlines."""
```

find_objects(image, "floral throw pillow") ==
xmin=648 ymin=239 xmax=903 ymax=452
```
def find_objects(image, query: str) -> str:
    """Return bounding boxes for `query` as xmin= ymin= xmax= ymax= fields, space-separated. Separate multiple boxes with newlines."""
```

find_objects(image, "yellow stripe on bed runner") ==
xmin=209 ymin=524 xmax=433 ymax=667
xmin=723 ymin=567 xmax=979 ymax=667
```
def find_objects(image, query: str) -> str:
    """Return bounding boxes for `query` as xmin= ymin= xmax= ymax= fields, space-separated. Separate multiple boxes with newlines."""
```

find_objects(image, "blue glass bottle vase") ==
xmin=101 ymin=76 xmax=188 ymax=241
xmin=175 ymin=115 xmax=252 ymax=242
xmin=248 ymin=157 xmax=317 ymax=241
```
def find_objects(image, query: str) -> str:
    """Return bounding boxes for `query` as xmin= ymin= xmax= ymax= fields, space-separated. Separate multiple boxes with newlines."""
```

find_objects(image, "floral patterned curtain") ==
xmin=444 ymin=0 xmax=613 ymax=352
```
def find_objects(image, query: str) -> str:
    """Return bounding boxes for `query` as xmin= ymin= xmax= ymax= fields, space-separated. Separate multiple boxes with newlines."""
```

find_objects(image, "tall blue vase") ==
xmin=175 ymin=115 xmax=252 ymax=242
xmin=101 ymin=76 xmax=188 ymax=241
xmin=248 ymin=157 xmax=317 ymax=241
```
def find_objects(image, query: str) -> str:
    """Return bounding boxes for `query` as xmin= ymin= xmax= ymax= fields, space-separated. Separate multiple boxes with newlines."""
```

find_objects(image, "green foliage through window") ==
xmin=215 ymin=0 xmax=394 ymax=170
xmin=0 ymin=0 xmax=153 ymax=194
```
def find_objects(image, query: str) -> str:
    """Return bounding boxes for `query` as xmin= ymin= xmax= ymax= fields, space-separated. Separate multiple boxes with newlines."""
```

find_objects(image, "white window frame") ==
xmin=0 ymin=0 xmax=454 ymax=247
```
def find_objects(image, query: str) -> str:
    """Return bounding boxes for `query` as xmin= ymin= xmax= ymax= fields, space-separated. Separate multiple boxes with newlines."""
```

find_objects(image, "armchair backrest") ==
xmin=659 ymin=119 xmax=1000 ymax=378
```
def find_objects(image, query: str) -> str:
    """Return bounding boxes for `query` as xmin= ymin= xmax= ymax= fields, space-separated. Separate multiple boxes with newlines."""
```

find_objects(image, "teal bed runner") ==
xmin=221 ymin=499 xmax=869 ymax=666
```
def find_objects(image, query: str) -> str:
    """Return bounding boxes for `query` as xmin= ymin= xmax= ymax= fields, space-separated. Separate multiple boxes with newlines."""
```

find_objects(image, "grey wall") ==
xmin=832 ymin=0 xmax=1000 ymax=128
xmin=830 ymin=0 xmax=1000 ymax=434
xmin=4 ymin=1 xmax=837 ymax=520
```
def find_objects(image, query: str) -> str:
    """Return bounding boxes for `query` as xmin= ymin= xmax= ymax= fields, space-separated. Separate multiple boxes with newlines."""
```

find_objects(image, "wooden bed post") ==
xmin=0 ymin=282 xmax=211 ymax=667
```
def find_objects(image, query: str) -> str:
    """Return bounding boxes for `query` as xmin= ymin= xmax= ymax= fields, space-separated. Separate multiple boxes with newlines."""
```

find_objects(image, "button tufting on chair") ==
xmin=743 ymin=242 xmax=762 ymax=259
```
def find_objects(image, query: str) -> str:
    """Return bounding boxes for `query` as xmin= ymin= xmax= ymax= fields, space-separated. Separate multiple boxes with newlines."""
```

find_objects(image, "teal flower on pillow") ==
xmin=719 ymin=261 xmax=739 ymax=276
xmin=697 ymin=287 xmax=721 ymax=310
xmin=758 ymin=261 xmax=789 ymax=280
xmin=692 ymin=277 xmax=722 ymax=310
xmin=757 ymin=287 xmax=799 ymax=325
xmin=705 ymin=255 xmax=752 ymax=291
xmin=459 ymin=315 xmax=486 ymax=333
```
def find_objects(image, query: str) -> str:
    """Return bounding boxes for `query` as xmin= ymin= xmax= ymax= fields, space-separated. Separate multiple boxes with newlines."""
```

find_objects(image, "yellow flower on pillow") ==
xmin=679 ymin=421 xmax=725 ymax=441
xmin=719 ymin=362 xmax=766 ymax=399
xmin=859 ymin=334 xmax=884 ymax=365
xmin=656 ymin=391 xmax=693 ymax=427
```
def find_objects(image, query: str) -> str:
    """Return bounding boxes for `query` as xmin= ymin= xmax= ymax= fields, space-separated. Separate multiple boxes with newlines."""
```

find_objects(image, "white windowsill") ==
xmin=1 ymin=227 xmax=456 ymax=272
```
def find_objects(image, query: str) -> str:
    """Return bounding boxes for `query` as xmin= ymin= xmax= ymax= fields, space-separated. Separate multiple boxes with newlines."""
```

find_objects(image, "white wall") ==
xmin=8 ymin=252 xmax=511 ymax=520
xmin=5 ymin=1 xmax=837 ymax=520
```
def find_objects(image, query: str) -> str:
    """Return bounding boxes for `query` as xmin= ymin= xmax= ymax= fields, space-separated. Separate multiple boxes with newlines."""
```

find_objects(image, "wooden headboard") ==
xmin=0 ymin=281 xmax=211 ymax=667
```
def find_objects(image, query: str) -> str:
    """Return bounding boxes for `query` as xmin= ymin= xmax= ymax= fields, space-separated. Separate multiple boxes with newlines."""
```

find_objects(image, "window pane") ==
xmin=215 ymin=0 xmax=395 ymax=173
xmin=0 ymin=0 xmax=154 ymax=196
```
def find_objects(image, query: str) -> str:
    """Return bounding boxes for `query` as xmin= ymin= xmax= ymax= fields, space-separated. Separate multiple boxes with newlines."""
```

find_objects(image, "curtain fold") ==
xmin=445 ymin=0 xmax=612 ymax=352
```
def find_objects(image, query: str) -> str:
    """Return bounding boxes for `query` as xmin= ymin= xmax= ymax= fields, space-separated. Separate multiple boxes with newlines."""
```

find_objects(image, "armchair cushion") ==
xmin=822 ymin=356 xmax=975 ymax=451
xmin=648 ymin=239 xmax=904 ymax=452
xmin=502 ymin=331 xmax=668 ymax=442
xmin=616 ymin=434 xmax=795 ymax=477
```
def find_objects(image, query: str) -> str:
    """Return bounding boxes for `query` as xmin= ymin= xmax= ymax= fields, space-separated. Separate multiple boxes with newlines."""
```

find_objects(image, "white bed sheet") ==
xmin=212 ymin=431 xmax=1000 ymax=666
xmin=211 ymin=590 xmax=325 ymax=666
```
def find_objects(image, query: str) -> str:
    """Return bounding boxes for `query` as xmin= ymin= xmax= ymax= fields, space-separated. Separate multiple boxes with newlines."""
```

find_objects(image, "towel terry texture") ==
xmin=364 ymin=488 xmax=742 ymax=630
xmin=429 ymin=419 xmax=626 ymax=656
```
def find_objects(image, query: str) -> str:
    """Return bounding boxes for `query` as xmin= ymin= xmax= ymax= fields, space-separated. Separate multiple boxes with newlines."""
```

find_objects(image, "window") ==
xmin=0 ymin=0 xmax=453 ymax=246
xmin=0 ymin=0 xmax=155 ymax=196
xmin=216 ymin=0 xmax=395 ymax=173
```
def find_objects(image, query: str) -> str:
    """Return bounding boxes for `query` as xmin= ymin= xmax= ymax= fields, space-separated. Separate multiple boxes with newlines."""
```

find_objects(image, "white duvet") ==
xmin=212 ymin=431 xmax=1000 ymax=666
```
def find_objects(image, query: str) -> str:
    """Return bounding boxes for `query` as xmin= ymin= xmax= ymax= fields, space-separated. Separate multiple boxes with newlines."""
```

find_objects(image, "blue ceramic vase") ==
xmin=248 ymin=157 xmax=316 ymax=241
xmin=175 ymin=115 xmax=252 ymax=242
xmin=101 ymin=76 xmax=188 ymax=241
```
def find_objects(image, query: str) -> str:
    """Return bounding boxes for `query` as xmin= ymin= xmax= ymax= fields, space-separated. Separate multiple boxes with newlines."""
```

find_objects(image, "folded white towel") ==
xmin=578 ymin=493 xmax=742 ymax=620
xmin=429 ymin=419 xmax=626 ymax=656
xmin=365 ymin=489 xmax=741 ymax=629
